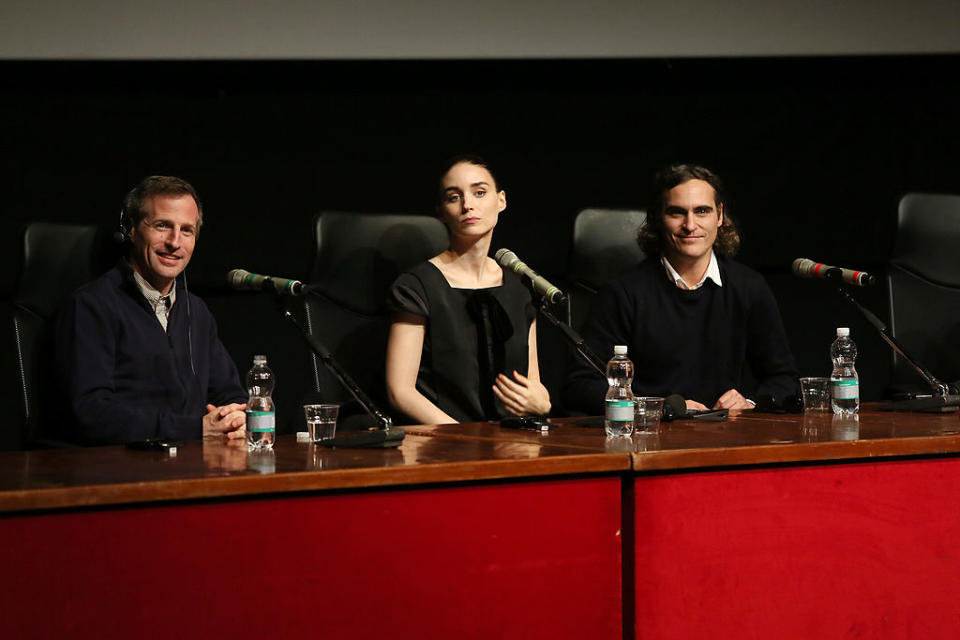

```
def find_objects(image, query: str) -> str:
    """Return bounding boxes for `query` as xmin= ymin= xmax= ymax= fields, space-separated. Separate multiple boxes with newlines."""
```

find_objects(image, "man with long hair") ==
xmin=564 ymin=164 xmax=797 ymax=413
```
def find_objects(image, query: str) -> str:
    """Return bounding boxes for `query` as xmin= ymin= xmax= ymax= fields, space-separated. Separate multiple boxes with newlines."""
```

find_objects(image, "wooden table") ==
xmin=4 ymin=409 xmax=960 ymax=639
xmin=0 ymin=432 xmax=627 ymax=640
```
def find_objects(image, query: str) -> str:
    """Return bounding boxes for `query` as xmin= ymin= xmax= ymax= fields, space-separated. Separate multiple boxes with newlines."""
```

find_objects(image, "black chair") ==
xmin=303 ymin=212 xmax=448 ymax=424
xmin=887 ymin=193 xmax=960 ymax=391
xmin=12 ymin=223 xmax=108 ymax=448
xmin=568 ymin=208 xmax=647 ymax=330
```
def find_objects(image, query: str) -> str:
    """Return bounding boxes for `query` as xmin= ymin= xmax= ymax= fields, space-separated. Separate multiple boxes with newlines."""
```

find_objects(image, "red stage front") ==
xmin=633 ymin=458 xmax=960 ymax=639
xmin=1 ymin=476 xmax=623 ymax=640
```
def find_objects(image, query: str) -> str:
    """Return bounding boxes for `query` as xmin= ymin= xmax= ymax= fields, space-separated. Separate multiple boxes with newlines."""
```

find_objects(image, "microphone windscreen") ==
xmin=663 ymin=394 xmax=687 ymax=421
xmin=227 ymin=269 xmax=252 ymax=288
xmin=494 ymin=248 xmax=517 ymax=269
xmin=792 ymin=258 xmax=816 ymax=277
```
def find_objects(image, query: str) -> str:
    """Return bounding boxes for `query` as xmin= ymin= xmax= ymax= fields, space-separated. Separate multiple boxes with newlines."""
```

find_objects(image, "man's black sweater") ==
xmin=564 ymin=256 xmax=798 ymax=414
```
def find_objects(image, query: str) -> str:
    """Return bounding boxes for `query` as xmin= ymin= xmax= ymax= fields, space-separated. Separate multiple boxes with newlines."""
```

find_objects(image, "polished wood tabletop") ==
xmin=4 ymin=407 xmax=959 ymax=513
xmin=406 ymin=407 xmax=960 ymax=470
xmin=0 ymin=431 xmax=628 ymax=513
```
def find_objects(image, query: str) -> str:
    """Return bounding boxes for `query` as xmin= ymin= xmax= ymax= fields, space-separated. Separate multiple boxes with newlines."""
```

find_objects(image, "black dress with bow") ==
xmin=387 ymin=261 xmax=536 ymax=423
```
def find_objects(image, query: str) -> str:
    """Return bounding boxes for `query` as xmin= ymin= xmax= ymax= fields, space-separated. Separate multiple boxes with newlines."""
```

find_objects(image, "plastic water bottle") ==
xmin=246 ymin=355 xmax=276 ymax=449
xmin=604 ymin=345 xmax=635 ymax=436
xmin=830 ymin=328 xmax=860 ymax=415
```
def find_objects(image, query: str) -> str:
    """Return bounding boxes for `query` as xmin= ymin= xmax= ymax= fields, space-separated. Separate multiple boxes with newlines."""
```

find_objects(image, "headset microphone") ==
xmin=114 ymin=209 xmax=129 ymax=244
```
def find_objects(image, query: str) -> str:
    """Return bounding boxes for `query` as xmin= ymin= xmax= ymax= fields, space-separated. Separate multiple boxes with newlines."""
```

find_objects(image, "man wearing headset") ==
xmin=56 ymin=176 xmax=247 ymax=444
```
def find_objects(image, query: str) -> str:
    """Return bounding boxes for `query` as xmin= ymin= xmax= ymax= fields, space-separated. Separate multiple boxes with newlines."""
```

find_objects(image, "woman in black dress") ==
xmin=385 ymin=155 xmax=551 ymax=424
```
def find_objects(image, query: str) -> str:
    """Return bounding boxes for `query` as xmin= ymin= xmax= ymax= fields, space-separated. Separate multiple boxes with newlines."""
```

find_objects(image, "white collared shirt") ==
xmin=661 ymin=252 xmax=723 ymax=290
xmin=132 ymin=271 xmax=176 ymax=332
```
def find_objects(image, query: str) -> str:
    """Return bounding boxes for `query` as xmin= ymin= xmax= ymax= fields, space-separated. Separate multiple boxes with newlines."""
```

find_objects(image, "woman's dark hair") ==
xmin=436 ymin=154 xmax=500 ymax=206
xmin=637 ymin=163 xmax=740 ymax=257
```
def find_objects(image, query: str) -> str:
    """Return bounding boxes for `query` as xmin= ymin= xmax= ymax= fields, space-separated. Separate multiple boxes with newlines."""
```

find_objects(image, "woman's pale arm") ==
xmin=385 ymin=313 xmax=457 ymax=425
xmin=493 ymin=318 xmax=552 ymax=415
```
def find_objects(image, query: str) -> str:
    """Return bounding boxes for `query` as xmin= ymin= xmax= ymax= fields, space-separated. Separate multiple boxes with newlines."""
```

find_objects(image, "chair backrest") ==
xmin=12 ymin=223 xmax=107 ymax=448
xmin=303 ymin=212 xmax=448 ymax=418
xmin=568 ymin=208 xmax=646 ymax=329
xmin=887 ymin=193 xmax=960 ymax=386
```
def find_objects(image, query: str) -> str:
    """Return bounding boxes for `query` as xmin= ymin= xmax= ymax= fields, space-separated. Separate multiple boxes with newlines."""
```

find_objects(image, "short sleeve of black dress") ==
xmin=386 ymin=261 xmax=536 ymax=423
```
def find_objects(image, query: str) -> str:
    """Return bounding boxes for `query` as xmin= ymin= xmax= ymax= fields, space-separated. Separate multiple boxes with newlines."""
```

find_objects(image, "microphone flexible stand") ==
xmin=536 ymin=296 xmax=606 ymax=377
xmin=830 ymin=272 xmax=959 ymax=411
xmin=529 ymin=294 xmax=608 ymax=429
xmin=267 ymin=283 xmax=403 ymax=446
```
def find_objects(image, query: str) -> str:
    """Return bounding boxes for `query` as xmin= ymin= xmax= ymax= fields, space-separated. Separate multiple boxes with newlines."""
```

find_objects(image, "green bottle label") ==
xmin=605 ymin=399 xmax=634 ymax=421
xmin=246 ymin=410 xmax=276 ymax=432
xmin=831 ymin=380 xmax=859 ymax=400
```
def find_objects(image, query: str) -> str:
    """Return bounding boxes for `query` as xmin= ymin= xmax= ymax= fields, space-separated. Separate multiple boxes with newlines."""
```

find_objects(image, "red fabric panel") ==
xmin=634 ymin=458 xmax=960 ymax=639
xmin=0 ymin=476 xmax=622 ymax=640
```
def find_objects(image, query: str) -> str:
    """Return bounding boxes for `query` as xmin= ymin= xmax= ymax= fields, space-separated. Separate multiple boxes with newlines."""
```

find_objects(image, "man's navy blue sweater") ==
xmin=56 ymin=262 xmax=246 ymax=444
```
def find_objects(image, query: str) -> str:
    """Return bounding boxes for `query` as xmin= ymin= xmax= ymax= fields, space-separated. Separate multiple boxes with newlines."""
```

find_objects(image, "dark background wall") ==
xmin=2 ymin=55 xmax=959 ymax=437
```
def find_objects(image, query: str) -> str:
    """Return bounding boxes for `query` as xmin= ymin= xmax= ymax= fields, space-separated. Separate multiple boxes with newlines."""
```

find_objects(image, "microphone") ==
xmin=661 ymin=393 xmax=730 ymax=420
xmin=494 ymin=249 xmax=566 ymax=304
xmin=228 ymin=269 xmax=305 ymax=296
xmin=792 ymin=258 xmax=877 ymax=287
xmin=662 ymin=394 xmax=687 ymax=421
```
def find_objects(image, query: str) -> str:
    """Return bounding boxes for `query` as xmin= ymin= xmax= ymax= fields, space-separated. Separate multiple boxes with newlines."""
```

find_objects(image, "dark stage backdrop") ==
xmin=2 ymin=56 xmax=958 ymax=442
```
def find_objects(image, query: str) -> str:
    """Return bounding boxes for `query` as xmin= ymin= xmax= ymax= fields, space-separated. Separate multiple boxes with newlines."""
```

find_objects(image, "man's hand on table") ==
xmin=203 ymin=403 xmax=247 ymax=439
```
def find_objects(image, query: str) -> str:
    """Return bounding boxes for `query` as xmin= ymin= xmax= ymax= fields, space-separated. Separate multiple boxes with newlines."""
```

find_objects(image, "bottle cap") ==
xmin=254 ymin=354 xmax=268 ymax=364
xmin=836 ymin=327 xmax=850 ymax=337
xmin=614 ymin=345 xmax=628 ymax=355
